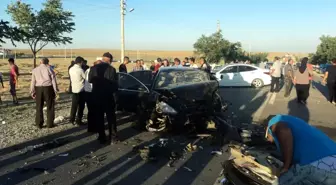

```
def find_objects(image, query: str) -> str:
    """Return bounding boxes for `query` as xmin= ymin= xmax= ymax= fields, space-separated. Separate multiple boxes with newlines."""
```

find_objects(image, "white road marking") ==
xmin=253 ymin=92 xmax=272 ymax=122
xmin=269 ymin=92 xmax=277 ymax=105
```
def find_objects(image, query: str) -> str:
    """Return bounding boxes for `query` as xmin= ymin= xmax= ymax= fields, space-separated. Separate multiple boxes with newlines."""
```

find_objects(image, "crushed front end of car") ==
xmin=146 ymin=81 xmax=226 ymax=133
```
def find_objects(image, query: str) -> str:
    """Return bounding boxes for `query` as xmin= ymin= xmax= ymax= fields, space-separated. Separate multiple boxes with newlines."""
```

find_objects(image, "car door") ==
xmin=217 ymin=66 xmax=239 ymax=86
xmin=129 ymin=70 xmax=154 ymax=89
xmin=117 ymin=72 xmax=150 ymax=112
xmin=237 ymin=65 xmax=258 ymax=86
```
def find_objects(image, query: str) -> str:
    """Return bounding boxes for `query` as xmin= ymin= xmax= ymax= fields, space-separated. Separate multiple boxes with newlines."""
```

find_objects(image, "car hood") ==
xmin=154 ymin=81 xmax=218 ymax=102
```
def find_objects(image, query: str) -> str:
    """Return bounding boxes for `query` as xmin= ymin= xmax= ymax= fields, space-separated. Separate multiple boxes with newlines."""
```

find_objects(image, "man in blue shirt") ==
xmin=266 ymin=114 xmax=336 ymax=184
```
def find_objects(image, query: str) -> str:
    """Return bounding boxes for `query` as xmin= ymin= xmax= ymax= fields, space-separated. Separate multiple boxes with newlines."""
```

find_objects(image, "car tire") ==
xmin=251 ymin=78 xmax=264 ymax=88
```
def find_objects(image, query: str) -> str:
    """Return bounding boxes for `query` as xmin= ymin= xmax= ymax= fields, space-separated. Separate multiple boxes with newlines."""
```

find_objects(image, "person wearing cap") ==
xmin=89 ymin=52 xmax=119 ymax=144
xmin=30 ymin=58 xmax=58 ymax=128
xmin=69 ymin=56 xmax=86 ymax=125
xmin=265 ymin=114 xmax=336 ymax=184
xmin=270 ymin=57 xmax=282 ymax=93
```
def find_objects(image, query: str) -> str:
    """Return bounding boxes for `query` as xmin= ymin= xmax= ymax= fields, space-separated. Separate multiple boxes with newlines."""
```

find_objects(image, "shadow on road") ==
xmin=1 ymin=86 xmax=270 ymax=184
xmin=287 ymin=99 xmax=310 ymax=122
xmin=0 ymin=125 xmax=141 ymax=184
xmin=219 ymin=86 xmax=268 ymax=124
xmin=312 ymin=81 xmax=329 ymax=101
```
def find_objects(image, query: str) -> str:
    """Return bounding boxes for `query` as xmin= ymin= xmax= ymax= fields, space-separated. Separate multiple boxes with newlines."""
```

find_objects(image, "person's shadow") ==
xmin=287 ymin=98 xmax=310 ymax=122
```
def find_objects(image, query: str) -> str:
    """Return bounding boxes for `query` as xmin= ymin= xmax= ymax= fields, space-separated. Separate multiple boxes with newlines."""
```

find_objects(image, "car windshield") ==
xmin=155 ymin=70 xmax=210 ymax=88
xmin=213 ymin=65 xmax=223 ymax=70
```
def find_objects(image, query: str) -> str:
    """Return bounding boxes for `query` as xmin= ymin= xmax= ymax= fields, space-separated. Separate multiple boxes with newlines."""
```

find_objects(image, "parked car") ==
xmin=116 ymin=68 xmax=226 ymax=132
xmin=214 ymin=64 xmax=271 ymax=88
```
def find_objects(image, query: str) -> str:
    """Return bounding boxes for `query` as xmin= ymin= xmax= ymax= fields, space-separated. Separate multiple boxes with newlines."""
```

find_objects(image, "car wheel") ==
xmin=251 ymin=78 xmax=264 ymax=88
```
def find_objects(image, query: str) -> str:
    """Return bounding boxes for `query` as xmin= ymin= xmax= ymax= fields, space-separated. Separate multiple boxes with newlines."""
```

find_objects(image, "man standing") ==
xmin=284 ymin=58 xmax=294 ymax=97
xmin=270 ymin=57 xmax=282 ymax=93
xmin=8 ymin=58 xmax=19 ymax=105
xmin=30 ymin=58 xmax=58 ymax=128
xmin=85 ymin=60 xmax=101 ymax=133
xmin=68 ymin=60 xmax=75 ymax=93
xmin=69 ymin=56 xmax=86 ymax=125
xmin=119 ymin=56 xmax=129 ymax=73
xmin=133 ymin=60 xmax=144 ymax=71
xmin=140 ymin=59 xmax=148 ymax=70
xmin=89 ymin=52 xmax=118 ymax=144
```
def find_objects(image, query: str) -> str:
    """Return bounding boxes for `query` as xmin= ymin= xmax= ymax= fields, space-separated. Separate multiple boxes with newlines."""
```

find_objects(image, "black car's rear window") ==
xmin=155 ymin=70 xmax=210 ymax=88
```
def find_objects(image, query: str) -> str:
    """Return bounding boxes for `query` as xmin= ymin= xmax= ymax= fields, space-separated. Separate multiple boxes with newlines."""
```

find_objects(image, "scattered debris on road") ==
xmin=20 ymin=138 xmax=69 ymax=153
xmin=58 ymin=153 xmax=69 ymax=157
xmin=183 ymin=166 xmax=193 ymax=172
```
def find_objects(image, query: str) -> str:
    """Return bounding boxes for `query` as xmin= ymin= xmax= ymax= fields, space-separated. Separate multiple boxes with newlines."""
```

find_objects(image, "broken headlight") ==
xmin=156 ymin=102 xmax=177 ymax=115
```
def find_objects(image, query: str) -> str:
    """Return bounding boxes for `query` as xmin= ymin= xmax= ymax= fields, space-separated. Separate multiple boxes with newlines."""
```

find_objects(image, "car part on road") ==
xmin=220 ymin=142 xmax=282 ymax=185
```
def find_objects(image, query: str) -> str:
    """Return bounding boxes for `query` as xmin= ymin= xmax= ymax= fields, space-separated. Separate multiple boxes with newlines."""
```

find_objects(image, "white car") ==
xmin=214 ymin=64 xmax=271 ymax=88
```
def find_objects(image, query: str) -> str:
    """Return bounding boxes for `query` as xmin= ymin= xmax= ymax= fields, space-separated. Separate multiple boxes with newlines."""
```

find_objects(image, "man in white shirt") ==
xmin=270 ymin=57 xmax=282 ymax=93
xmin=69 ymin=56 xmax=86 ymax=125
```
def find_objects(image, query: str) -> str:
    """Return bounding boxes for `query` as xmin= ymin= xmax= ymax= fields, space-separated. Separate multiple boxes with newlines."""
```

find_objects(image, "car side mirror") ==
xmin=220 ymin=75 xmax=224 ymax=79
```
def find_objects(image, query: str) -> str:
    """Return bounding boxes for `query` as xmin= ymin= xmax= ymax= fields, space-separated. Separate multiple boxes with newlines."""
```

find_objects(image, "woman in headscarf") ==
xmin=293 ymin=57 xmax=312 ymax=104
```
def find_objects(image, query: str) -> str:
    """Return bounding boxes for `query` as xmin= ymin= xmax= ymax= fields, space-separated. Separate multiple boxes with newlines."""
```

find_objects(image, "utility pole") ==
xmin=120 ymin=0 xmax=125 ymax=62
xmin=217 ymin=20 xmax=220 ymax=32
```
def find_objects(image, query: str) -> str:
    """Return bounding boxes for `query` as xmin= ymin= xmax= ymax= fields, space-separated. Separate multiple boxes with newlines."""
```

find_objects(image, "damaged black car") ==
xmin=116 ymin=67 xmax=226 ymax=132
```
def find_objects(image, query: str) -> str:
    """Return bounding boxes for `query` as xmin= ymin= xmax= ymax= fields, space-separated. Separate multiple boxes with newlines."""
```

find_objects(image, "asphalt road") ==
xmin=0 ymin=75 xmax=335 ymax=185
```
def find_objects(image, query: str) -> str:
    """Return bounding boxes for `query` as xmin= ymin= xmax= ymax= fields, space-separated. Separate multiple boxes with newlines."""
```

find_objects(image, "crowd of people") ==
xmin=269 ymin=56 xmax=336 ymax=105
xmin=1 ymin=53 xmax=336 ymax=184
xmin=118 ymin=56 xmax=211 ymax=73
xmin=0 ymin=53 xmax=213 ymax=145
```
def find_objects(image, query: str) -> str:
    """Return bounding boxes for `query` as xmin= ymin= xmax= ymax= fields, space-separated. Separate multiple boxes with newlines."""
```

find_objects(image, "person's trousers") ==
xmin=284 ymin=78 xmax=293 ymax=97
xmin=270 ymin=76 xmax=280 ymax=92
xmin=327 ymin=83 xmax=336 ymax=103
xmin=70 ymin=91 xmax=85 ymax=123
xmin=295 ymin=84 xmax=310 ymax=102
xmin=85 ymin=92 xmax=96 ymax=132
xmin=96 ymin=100 xmax=117 ymax=140
xmin=9 ymin=82 xmax=16 ymax=96
xmin=35 ymin=86 xmax=55 ymax=127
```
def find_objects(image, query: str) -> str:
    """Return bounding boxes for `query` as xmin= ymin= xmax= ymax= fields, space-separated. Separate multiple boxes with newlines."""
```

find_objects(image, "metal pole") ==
xmin=120 ymin=0 xmax=125 ymax=62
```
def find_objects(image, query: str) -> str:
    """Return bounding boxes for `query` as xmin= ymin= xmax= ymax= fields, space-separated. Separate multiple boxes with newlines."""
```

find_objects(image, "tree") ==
xmin=193 ymin=30 xmax=231 ymax=63
xmin=0 ymin=20 xmax=23 ymax=47
xmin=310 ymin=35 xmax=336 ymax=65
xmin=7 ymin=0 xmax=75 ymax=67
xmin=248 ymin=52 xmax=269 ymax=63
